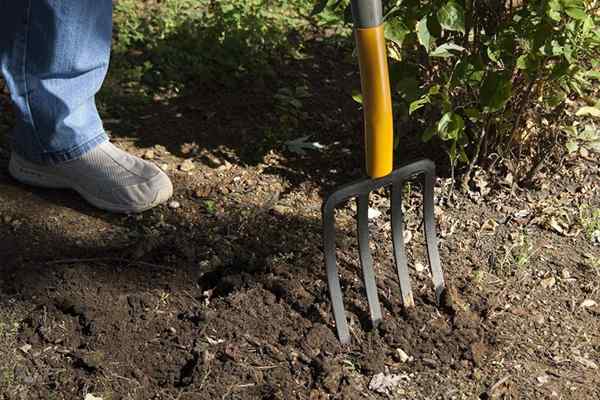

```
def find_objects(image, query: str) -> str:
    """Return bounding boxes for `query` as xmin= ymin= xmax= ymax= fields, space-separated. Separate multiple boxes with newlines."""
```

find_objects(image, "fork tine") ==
xmin=356 ymin=193 xmax=383 ymax=327
xmin=422 ymin=167 xmax=445 ymax=304
xmin=391 ymin=181 xmax=415 ymax=308
xmin=322 ymin=199 xmax=351 ymax=345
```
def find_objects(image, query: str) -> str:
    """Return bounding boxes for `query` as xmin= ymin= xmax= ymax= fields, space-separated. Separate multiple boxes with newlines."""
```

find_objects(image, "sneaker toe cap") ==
xmin=110 ymin=169 xmax=173 ymax=211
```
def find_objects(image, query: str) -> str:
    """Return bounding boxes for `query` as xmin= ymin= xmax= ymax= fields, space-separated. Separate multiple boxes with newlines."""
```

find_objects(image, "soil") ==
xmin=1 ymin=37 xmax=599 ymax=400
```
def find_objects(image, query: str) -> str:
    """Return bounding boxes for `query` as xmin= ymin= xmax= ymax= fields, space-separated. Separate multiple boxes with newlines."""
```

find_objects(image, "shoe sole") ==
xmin=9 ymin=156 xmax=173 ymax=213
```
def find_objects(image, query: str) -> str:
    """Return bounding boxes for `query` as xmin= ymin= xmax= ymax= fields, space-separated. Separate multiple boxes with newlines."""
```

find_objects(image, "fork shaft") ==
xmin=355 ymin=26 xmax=393 ymax=179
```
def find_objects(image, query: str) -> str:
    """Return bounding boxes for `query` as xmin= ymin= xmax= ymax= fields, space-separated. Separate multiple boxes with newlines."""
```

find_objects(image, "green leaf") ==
xmin=428 ymin=84 xmax=441 ymax=95
xmin=547 ymin=0 xmax=563 ymax=21
xmin=584 ymin=71 xmax=600 ymax=81
xmin=480 ymin=72 xmax=512 ymax=112
xmin=566 ymin=140 xmax=579 ymax=153
xmin=409 ymin=95 xmax=430 ymax=114
xmin=576 ymin=106 xmax=600 ymax=117
xmin=543 ymin=89 xmax=567 ymax=109
xmin=417 ymin=16 xmax=433 ymax=53
xmin=449 ymin=140 xmax=458 ymax=161
xmin=564 ymin=5 xmax=586 ymax=20
xmin=351 ymin=89 xmax=363 ymax=104
xmin=459 ymin=147 xmax=469 ymax=163
xmin=396 ymin=76 xmax=420 ymax=103
xmin=516 ymin=55 xmax=528 ymax=70
xmin=453 ymin=58 xmax=485 ymax=86
xmin=385 ymin=19 xmax=410 ymax=48
xmin=464 ymin=107 xmax=482 ymax=121
xmin=430 ymin=42 xmax=465 ymax=58
xmin=437 ymin=1 xmax=465 ymax=33
xmin=421 ymin=126 xmax=436 ymax=142
xmin=437 ymin=112 xmax=465 ymax=141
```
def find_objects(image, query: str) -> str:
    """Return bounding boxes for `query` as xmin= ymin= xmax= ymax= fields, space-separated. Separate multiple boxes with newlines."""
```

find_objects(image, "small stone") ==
xmin=160 ymin=163 xmax=170 ymax=171
xmin=540 ymin=276 xmax=556 ymax=289
xmin=179 ymin=159 xmax=196 ymax=172
xmin=19 ymin=344 xmax=32 ymax=354
xmin=403 ymin=230 xmax=412 ymax=244
xmin=216 ymin=160 xmax=232 ymax=171
xmin=202 ymin=152 xmax=223 ymax=168
xmin=169 ymin=201 xmax=181 ymax=209
xmin=414 ymin=262 xmax=425 ymax=273
xmin=143 ymin=149 xmax=155 ymax=159
xmin=154 ymin=144 xmax=168 ymax=154
xmin=396 ymin=348 xmax=410 ymax=362
xmin=533 ymin=314 xmax=545 ymax=326
xmin=580 ymin=299 xmax=597 ymax=308
xmin=537 ymin=375 xmax=550 ymax=384
xmin=368 ymin=208 xmax=381 ymax=220
xmin=561 ymin=269 xmax=571 ymax=279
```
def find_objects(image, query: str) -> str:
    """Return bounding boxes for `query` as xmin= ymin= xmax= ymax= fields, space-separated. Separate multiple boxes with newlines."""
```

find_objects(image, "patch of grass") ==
xmin=513 ymin=231 xmax=534 ymax=268
xmin=106 ymin=0 xmax=317 ymax=99
xmin=0 ymin=313 xmax=20 ymax=392
xmin=579 ymin=205 xmax=600 ymax=242
xmin=499 ymin=229 xmax=538 ymax=273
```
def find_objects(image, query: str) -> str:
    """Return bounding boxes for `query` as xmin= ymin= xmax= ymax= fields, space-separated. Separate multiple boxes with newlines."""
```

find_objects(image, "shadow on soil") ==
xmin=98 ymin=22 xmax=453 ymax=193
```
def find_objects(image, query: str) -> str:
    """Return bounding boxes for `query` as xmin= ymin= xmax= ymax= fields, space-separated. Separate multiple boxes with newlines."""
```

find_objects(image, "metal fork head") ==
xmin=322 ymin=159 xmax=446 ymax=345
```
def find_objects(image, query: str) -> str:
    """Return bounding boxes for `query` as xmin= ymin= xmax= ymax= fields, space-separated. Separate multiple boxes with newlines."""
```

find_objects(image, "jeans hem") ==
xmin=14 ymin=131 xmax=109 ymax=165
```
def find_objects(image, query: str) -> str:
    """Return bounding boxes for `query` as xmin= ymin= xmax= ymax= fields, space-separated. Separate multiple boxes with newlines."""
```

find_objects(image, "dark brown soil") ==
xmin=1 ymin=36 xmax=599 ymax=400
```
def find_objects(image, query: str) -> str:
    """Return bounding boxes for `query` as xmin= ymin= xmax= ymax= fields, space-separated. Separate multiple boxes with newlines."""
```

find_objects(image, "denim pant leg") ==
xmin=0 ymin=0 xmax=112 ymax=165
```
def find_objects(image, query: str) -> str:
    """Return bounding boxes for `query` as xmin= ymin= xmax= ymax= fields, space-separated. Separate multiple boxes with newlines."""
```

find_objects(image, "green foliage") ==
xmin=579 ymin=205 xmax=600 ymax=242
xmin=316 ymin=0 xmax=600 ymax=178
xmin=112 ymin=0 xmax=315 ymax=93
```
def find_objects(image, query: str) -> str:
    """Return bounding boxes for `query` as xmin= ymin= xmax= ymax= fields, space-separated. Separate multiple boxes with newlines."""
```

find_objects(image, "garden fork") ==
xmin=322 ymin=0 xmax=446 ymax=345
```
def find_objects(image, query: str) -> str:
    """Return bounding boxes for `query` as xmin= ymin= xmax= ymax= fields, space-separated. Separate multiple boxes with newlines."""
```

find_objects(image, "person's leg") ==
xmin=0 ymin=0 xmax=173 ymax=213
xmin=0 ymin=0 xmax=110 ymax=164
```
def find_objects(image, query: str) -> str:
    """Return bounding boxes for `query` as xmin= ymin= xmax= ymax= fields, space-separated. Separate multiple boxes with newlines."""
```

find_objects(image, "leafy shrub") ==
xmin=316 ymin=0 xmax=600 ymax=183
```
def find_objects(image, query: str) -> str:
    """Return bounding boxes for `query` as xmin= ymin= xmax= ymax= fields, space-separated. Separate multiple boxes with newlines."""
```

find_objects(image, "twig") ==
xmin=487 ymin=375 xmax=511 ymax=397
xmin=462 ymin=119 xmax=489 ymax=190
xmin=45 ymin=257 xmax=122 ymax=265
xmin=45 ymin=257 xmax=174 ymax=271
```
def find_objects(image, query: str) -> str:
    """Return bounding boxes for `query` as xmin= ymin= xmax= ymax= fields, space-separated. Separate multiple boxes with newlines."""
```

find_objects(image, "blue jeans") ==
xmin=0 ymin=0 xmax=111 ymax=165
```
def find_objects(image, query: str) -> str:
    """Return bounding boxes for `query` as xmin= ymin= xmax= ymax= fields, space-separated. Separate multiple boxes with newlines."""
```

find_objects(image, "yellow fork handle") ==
xmin=355 ymin=24 xmax=393 ymax=179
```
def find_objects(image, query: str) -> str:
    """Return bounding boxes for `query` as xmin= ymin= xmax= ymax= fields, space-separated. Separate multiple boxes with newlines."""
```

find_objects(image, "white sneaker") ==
xmin=9 ymin=141 xmax=173 ymax=213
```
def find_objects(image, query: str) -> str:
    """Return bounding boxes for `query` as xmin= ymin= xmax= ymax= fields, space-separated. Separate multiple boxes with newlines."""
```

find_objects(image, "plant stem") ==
xmin=462 ymin=118 xmax=489 ymax=190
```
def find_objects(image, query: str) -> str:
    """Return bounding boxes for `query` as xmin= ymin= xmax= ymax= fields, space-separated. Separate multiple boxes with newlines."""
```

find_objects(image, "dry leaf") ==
xmin=481 ymin=219 xmax=498 ymax=234
xmin=573 ymin=356 xmax=598 ymax=369
xmin=369 ymin=372 xmax=408 ymax=395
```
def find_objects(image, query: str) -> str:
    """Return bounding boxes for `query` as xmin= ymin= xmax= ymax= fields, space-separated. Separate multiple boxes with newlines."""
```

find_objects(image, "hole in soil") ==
xmin=176 ymin=354 xmax=198 ymax=387
xmin=197 ymin=269 xmax=254 ymax=298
